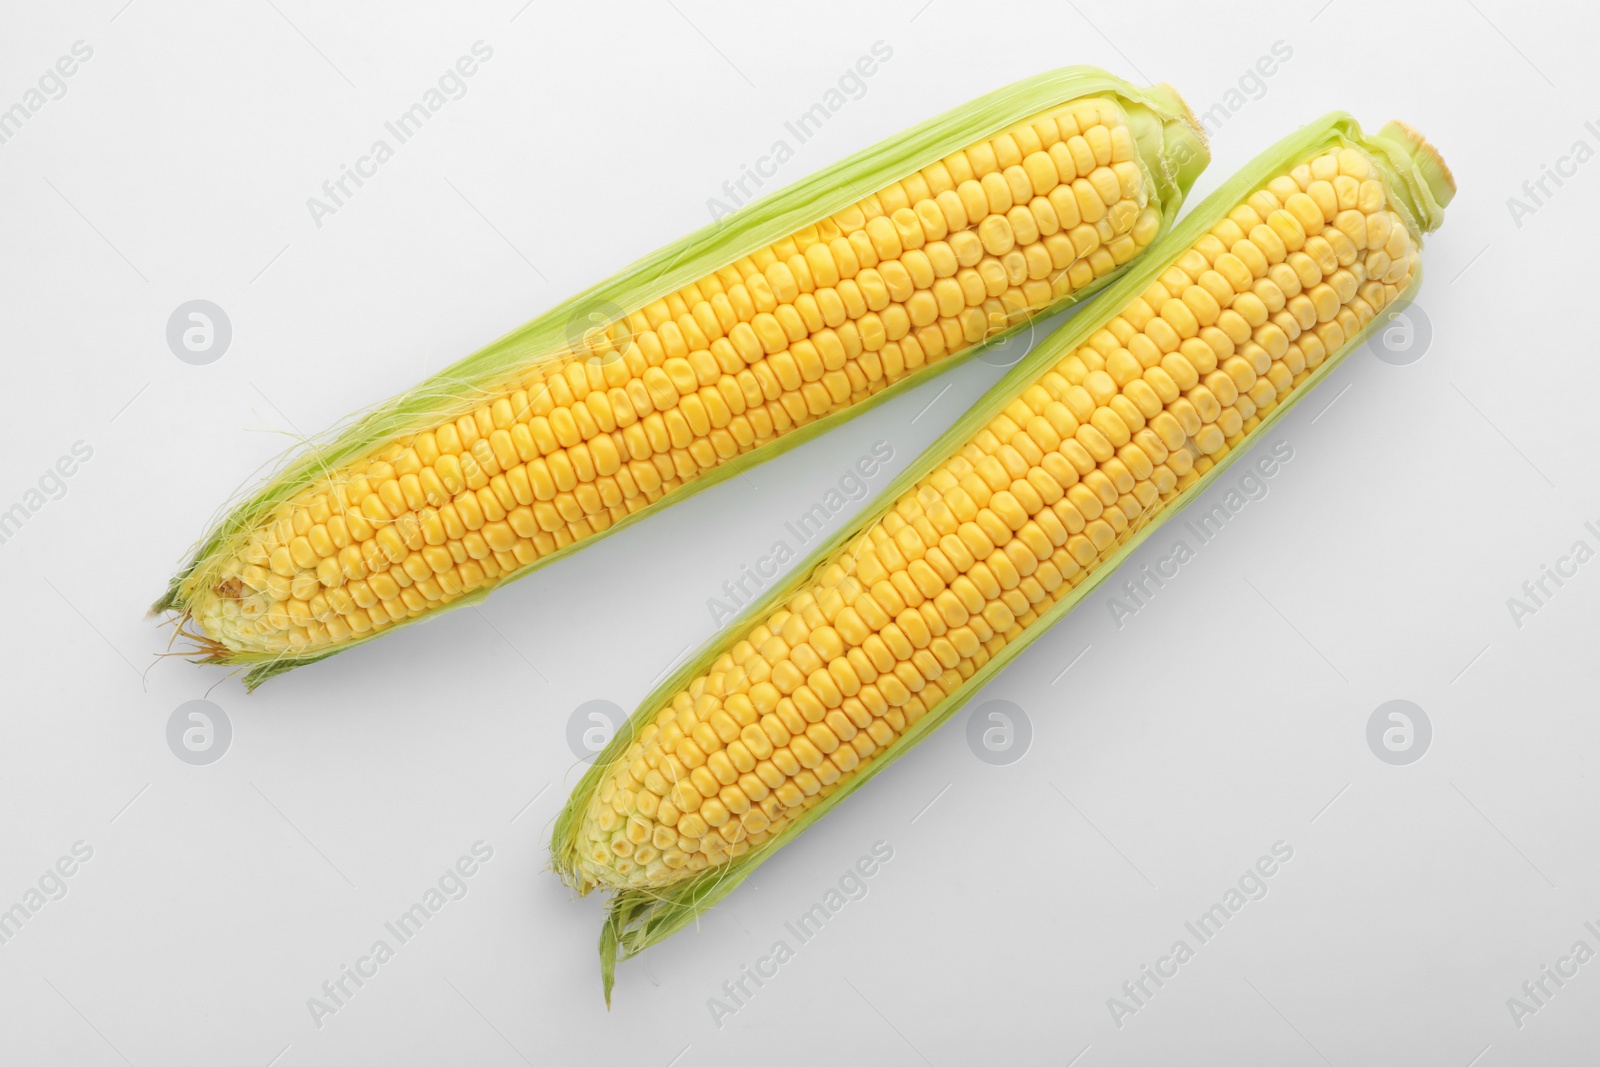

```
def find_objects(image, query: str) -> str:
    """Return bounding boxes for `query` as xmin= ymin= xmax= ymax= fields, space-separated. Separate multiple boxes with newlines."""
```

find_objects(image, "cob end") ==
xmin=150 ymin=592 xmax=331 ymax=691
xmin=1152 ymin=81 xmax=1208 ymax=155
xmin=1369 ymin=119 xmax=1459 ymax=235
xmin=1377 ymin=120 xmax=1455 ymax=208
xmin=1130 ymin=82 xmax=1210 ymax=203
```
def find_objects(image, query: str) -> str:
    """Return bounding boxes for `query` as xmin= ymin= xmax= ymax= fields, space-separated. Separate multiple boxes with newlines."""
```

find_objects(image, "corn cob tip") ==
xmin=1126 ymin=82 xmax=1209 ymax=197
xmin=1152 ymin=81 xmax=1208 ymax=153
xmin=1377 ymin=119 xmax=1455 ymax=212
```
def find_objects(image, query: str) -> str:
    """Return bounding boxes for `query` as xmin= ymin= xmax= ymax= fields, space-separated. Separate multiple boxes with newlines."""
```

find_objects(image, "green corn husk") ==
xmin=551 ymin=112 xmax=1452 ymax=1003
xmin=154 ymin=67 xmax=1208 ymax=688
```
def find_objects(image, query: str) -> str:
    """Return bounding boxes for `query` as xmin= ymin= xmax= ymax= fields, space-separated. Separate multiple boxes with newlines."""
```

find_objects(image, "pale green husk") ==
xmin=552 ymin=112 xmax=1451 ymax=1003
xmin=154 ymin=67 xmax=1208 ymax=688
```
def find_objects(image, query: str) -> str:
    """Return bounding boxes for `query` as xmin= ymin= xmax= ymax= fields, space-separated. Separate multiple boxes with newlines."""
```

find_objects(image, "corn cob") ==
xmin=154 ymin=70 xmax=1206 ymax=687
xmin=552 ymin=114 xmax=1452 ymax=999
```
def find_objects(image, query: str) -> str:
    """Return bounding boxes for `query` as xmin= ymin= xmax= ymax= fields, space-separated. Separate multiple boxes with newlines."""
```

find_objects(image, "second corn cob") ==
xmin=552 ymin=113 xmax=1453 ymax=999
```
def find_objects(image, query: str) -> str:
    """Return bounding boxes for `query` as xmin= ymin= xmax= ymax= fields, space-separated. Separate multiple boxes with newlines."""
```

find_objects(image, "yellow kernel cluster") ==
xmin=570 ymin=144 xmax=1418 ymax=891
xmin=191 ymin=98 xmax=1162 ymax=657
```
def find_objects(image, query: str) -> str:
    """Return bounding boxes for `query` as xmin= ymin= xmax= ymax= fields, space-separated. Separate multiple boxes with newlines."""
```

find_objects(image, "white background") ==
xmin=2 ymin=0 xmax=1596 ymax=1063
